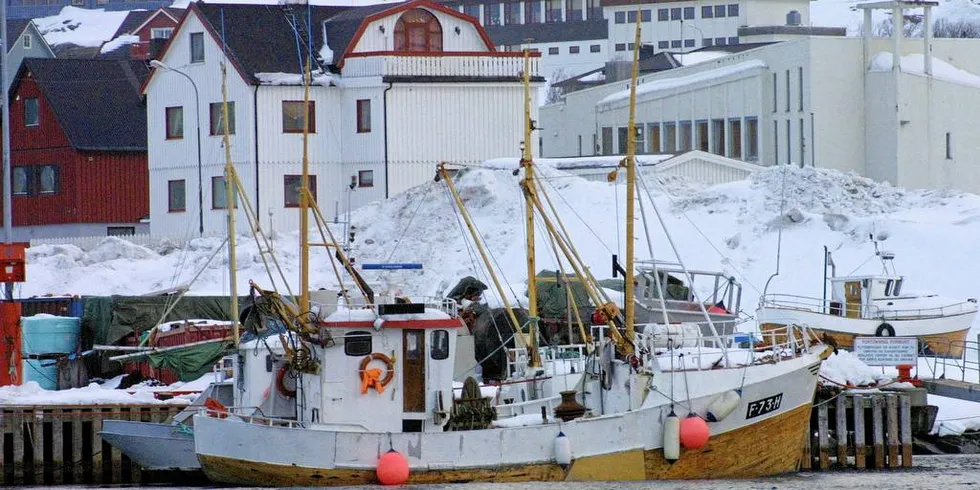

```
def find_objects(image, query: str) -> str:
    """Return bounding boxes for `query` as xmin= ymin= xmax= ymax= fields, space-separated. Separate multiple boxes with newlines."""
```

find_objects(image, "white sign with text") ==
xmin=853 ymin=336 xmax=918 ymax=366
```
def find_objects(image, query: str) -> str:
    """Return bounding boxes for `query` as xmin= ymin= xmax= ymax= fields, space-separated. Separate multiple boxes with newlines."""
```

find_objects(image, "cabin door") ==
xmin=844 ymin=281 xmax=862 ymax=319
xmin=403 ymin=329 xmax=426 ymax=413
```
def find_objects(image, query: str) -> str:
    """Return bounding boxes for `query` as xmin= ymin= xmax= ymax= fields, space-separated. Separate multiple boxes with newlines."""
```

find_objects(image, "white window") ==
xmin=23 ymin=34 xmax=31 ymax=49
xmin=151 ymin=28 xmax=174 ymax=40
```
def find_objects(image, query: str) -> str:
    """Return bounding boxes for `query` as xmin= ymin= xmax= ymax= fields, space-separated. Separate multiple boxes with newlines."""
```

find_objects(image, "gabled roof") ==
xmin=14 ymin=59 xmax=150 ymax=151
xmin=7 ymin=20 xmax=56 ymax=58
xmin=112 ymin=10 xmax=156 ymax=39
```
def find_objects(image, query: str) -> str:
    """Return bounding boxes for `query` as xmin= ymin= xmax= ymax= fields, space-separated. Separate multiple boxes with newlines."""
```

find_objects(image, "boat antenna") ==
xmin=520 ymin=46 xmax=542 ymax=368
xmin=620 ymin=8 xmax=642 ymax=352
xmin=762 ymin=165 xmax=789 ymax=298
xmin=219 ymin=8 xmax=240 ymax=345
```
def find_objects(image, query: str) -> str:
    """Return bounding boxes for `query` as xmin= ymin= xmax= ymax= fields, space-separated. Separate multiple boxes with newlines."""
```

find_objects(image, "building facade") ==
xmin=5 ymin=20 xmax=55 ymax=93
xmin=144 ymin=1 xmax=542 ymax=238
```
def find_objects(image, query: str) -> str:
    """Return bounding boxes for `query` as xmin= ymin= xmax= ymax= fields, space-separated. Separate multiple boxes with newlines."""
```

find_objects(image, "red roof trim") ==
xmin=345 ymin=50 xmax=541 ymax=59
xmin=338 ymin=0 xmax=498 ymax=68
xmin=130 ymin=7 xmax=180 ymax=37
xmin=320 ymin=318 xmax=463 ymax=329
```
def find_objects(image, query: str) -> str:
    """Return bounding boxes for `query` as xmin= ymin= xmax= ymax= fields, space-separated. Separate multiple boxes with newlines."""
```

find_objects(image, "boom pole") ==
xmin=623 ymin=9 xmax=642 ymax=352
xmin=520 ymin=49 xmax=542 ymax=368
xmin=300 ymin=58 xmax=311 ymax=314
xmin=220 ymin=60 xmax=239 ymax=346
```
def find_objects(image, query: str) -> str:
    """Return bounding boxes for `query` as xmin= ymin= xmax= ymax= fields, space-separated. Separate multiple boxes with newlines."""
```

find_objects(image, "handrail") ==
xmin=761 ymin=293 xmax=976 ymax=320
xmin=919 ymin=333 xmax=980 ymax=384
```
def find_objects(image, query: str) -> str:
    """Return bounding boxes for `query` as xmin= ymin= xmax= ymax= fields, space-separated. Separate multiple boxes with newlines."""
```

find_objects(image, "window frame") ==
xmin=430 ymin=330 xmax=450 ymax=360
xmin=189 ymin=32 xmax=205 ymax=63
xmin=211 ymin=175 xmax=238 ymax=209
xmin=657 ymin=8 xmax=668 ymax=21
xmin=168 ymin=179 xmax=186 ymax=212
xmin=38 ymin=165 xmax=59 ymax=195
xmin=728 ymin=4 xmax=739 ymax=17
xmin=151 ymin=27 xmax=173 ymax=40
xmin=23 ymin=34 xmax=31 ymax=49
xmin=590 ymin=44 xmax=601 ymax=53
xmin=283 ymin=174 xmax=318 ymax=207
xmin=569 ymin=45 xmax=580 ymax=54
xmin=714 ymin=5 xmax=726 ymax=17
xmin=344 ymin=331 xmax=373 ymax=357
xmin=394 ymin=8 xmax=444 ymax=51
xmin=670 ymin=7 xmax=681 ymax=20
xmin=614 ymin=11 xmax=625 ymax=24
xmin=209 ymin=101 xmax=236 ymax=136
xmin=356 ymin=99 xmax=371 ymax=133
xmin=548 ymin=46 xmax=559 ymax=55
xmin=358 ymin=170 xmax=375 ymax=188
xmin=12 ymin=167 xmax=29 ymax=196
xmin=24 ymin=97 xmax=40 ymax=127
xmin=683 ymin=7 xmax=694 ymax=20
xmin=165 ymin=106 xmax=183 ymax=140
xmin=701 ymin=6 xmax=713 ymax=18
xmin=282 ymin=101 xmax=316 ymax=134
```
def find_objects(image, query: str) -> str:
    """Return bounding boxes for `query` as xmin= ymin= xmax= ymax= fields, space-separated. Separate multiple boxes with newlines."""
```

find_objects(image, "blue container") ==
xmin=21 ymin=315 xmax=81 ymax=355
xmin=23 ymin=359 xmax=59 ymax=391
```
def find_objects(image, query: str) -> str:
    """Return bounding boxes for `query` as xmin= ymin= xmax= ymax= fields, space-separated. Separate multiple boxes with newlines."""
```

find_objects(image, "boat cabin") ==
xmin=303 ymin=301 xmax=463 ymax=433
xmin=828 ymin=275 xmax=905 ymax=318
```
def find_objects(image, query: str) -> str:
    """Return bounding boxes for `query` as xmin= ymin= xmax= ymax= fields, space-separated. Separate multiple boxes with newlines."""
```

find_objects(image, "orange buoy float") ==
xmin=679 ymin=414 xmax=710 ymax=449
xmin=376 ymin=449 xmax=410 ymax=485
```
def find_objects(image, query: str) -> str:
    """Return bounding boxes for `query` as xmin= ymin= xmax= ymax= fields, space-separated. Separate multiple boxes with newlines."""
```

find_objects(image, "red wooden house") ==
xmin=104 ymin=7 xmax=183 ymax=60
xmin=6 ymin=58 xmax=150 ymax=239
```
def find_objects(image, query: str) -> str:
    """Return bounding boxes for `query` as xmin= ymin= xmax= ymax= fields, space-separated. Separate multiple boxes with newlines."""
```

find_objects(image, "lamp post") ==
xmin=680 ymin=20 xmax=705 ymax=53
xmin=150 ymin=59 xmax=204 ymax=236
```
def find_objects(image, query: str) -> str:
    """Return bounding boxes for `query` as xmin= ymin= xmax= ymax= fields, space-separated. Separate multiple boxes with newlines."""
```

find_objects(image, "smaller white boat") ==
xmin=758 ymin=239 xmax=977 ymax=358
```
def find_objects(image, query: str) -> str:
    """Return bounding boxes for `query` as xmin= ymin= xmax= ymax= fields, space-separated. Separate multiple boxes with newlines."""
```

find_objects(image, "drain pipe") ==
xmin=383 ymin=82 xmax=393 ymax=199
xmin=253 ymin=85 xmax=261 ymax=222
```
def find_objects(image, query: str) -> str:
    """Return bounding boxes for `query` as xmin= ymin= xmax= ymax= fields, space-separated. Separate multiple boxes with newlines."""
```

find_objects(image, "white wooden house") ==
xmin=143 ymin=0 xmax=541 ymax=237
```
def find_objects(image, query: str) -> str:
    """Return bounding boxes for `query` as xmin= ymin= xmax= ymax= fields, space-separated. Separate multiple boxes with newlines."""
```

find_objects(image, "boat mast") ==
xmin=622 ymin=10 xmax=642 ymax=351
xmin=220 ymin=58 xmax=239 ymax=345
xmin=299 ymin=56 xmax=312 ymax=314
xmin=520 ymin=48 xmax=542 ymax=368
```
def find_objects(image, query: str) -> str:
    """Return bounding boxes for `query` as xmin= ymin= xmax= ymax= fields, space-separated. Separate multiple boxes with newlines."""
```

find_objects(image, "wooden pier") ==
xmin=0 ymin=404 xmax=183 ymax=485
xmin=804 ymin=391 xmax=913 ymax=471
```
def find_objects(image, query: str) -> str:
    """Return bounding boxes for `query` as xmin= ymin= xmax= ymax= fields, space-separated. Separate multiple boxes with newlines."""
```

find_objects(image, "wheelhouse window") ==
xmin=356 ymin=99 xmax=371 ymax=133
xmin=344 ymin=331 xmax=373 ymax=356
xmin=166 ymin=106 xmax=183 ymax=139
xmin=190 ymin=32 xmax=204 ymax=63
xmin=282 ymin=101 xmax=316 ymax=133
xmin=430 ymin=330 xmax=449 ymax=360
xmin=395 ymin=8 xmax=443 ymax=51
xmin=284 ymin=174 xmax=317 ymax=207
xmin=209 ymin=102 xmax=235 ymax=136
xmin=168 ymin=180 xmax=186 ymax=212
xmin=24 ymin=97 xmax=39 ymax=126
xmin=893 ymin=279 xmax=903 ymax=296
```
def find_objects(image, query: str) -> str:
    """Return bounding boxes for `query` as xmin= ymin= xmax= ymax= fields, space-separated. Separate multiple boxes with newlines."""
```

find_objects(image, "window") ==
xmin=703 ymin=38 xmax=713 ymax=47
xmin=586 ymin=0 xmax=601 ymax=19
xmin=545 ymin=0 xmax=561 ymax=22
xmin=464 ymin=3 xmax=480 ymax=20
xmin=168 ymin=180 xmax=186 ymax=212
xmin=356 ymin=99 xmax=371 ymax=133
xmin=728 ymin=37 xmax=739 ymax=45
xmin=647 ymin=124 xmax=660 ymax=153
xmin=670 ymin=7 xmax=681 ymax=20
xmin=484 ymin=2 xmax=501 ymax=26
xmin=684 ymin=39 xmax=695 ymax=48
xmin=24 ymin=97 xmax=39 ymax=126
xmin=505 ymin=2 xmax=522 ymax=24
xmin=671 ymin=40 xmax=681 ymax=48
xmin=282 ymin=101 xmax=316 ymax=133
xmin=548 ymin=47 xmax=559 ymax=55
xmin=358 ymin=170 xmax=374 ymax=188
xmin=772 ymin=73 xmax=777 ymax=112
xmin=628 ymin=42 xmax=635 ymax=50
xmin=728 ymin=4 xmax=739 ymax=16
xmin=615 ymin=43 xmax=626 ymax=51
xmin=165 ymin=106 xmax=183 ymax=139
xmin=664 ymin=122 xmax=677 ymax=152
xmin=657 ymin=41 xmax=668 ymax=49
xmin=23 ymin=34 xmax=31 ymax=49
xmin=683 ymin=7 xmax=694 ymax=19
xmin=799 ymin=118 xmax=805 ymax=166
xmin=284 ymin=175 xmax=317 ymax=207
xmin=12 ymin=167 xmax=28 ymax=195
xmin=615 ymin=11 xmax=626 ymax=24
xmin=729 ymin=119 xmax=742 ymax=158
xmin=566 ymin=0 xmax=582 ymax=21
xmin=39 ymin=165 xmax=58 ymax=194
xmin=774 ymin=121 xmax=779 ymax=164
xmin=696 ymin=120 xmax=708 ymax=151
xmin=679 ymin=121 xmax=692 ymax=151
xmin=798 ymin=67 xmax=804 ymax=111
xmin=107 ymin=226 xmax=135 ymax=236
xmin=634 ymin=124 xmax=645 ymax=152
xmin=569 ymin=45 xmax=580 ymax=54
xmin=211 ymin=176 xmax=237 ymax=209
xmin=746 ymin=117 xmax=758 ymax=160
xmin=715 ymin=37 xmax=726 ymax=46
xmin=151 ymin=28 xmax=173 ymax=40
xmin=209 ymin=102 xmax=235 ymax=136
xmin=702 ymin=6 xmax=713 ymax=18
xmin=430 ymin=330 xmax=449 ymax=360
xmin=627 ymin=10 xmax=637 ymax=23
xmin=893 ymin=279 xmax=903 ymax=296
xmin=617 ymin=127 xmax=628 ymax=154
xmin=525 ymin=0 xmax=542 ymax=23
xmin=590 ymin=44 xmax=601 ymax=53
xmin=786 ymin=119 xmax=791 ymax=164
xmin=658 ymin=9 xmax=668 ymax=21
xmin=11 ymin=165 xmax=57 ymax=195
xmin=344 ymin=331 xmax=372 ymax=356
xmin=395 ymin=8 xmax=443 ymax=51
xmin=190 ymin=32 xmax=204 ymax=63
xmin=714 ymin=5 xmax=726 ymax=17
xmin=786 ymin=69 xmax=791 ymax=112
xmin=641 ymin=9 xmax=651 ymax=22
xmin=946 ymin=132 xmax=953 ymax=159
xmin=601 ymin=127 xmax=613 ymax=155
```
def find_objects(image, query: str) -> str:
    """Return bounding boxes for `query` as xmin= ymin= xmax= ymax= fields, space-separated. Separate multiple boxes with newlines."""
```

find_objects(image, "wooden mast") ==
xmin=299 ymin=55 xmax=312 ymax=315
xmin=623 ymin=10 xmax=642 ymax=351
xmin=520 ymin=48 xmax=541 ymax=368
xmin=220 ymin=59 xmax=239 ymax=345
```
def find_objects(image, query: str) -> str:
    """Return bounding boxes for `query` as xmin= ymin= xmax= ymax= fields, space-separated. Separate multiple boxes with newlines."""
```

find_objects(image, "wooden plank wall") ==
xmin=0 ymin=405 xmax=182 ymax=485
xmin=803 ymin=392 xmax=913 ymax=471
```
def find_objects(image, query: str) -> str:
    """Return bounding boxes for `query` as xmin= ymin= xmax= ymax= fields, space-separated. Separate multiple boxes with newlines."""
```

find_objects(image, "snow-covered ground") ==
xmin=810 ymin=0 xmax=980 ymax=35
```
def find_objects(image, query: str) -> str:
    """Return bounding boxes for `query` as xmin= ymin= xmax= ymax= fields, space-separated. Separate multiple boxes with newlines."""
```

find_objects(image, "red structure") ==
xmin=6 ymin=59 xmax=150 ymax=236
xmin=0 ymin=302 xmax=23 ymax=386
xmin=106 ymin=7 xmax=183 ymax=60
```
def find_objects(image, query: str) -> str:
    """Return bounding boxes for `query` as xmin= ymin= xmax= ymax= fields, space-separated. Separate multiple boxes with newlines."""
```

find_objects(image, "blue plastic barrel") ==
xmin=21 ymin=315 xmax=81 ymax=355
xmin=23 ymin=359 xmax=59 ymax=390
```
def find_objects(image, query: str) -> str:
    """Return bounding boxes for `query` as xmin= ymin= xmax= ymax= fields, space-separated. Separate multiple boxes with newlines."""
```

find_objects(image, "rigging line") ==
xmin=461 ymin=197 xmax=526 ymax=311
xmin=538 ymin=172 xmax=615 ymax=255
xmin=614 ymin=176 xmax=622 ymax=259
xmin=845 ymin=254 xmax=878 ymax=277
xmin=378 ymin=183 xmax=432 ymax=284
xmin=763 ymin=165 xmax=789 ymax=297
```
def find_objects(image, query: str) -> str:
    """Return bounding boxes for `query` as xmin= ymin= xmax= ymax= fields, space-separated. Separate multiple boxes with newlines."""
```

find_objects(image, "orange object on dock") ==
xmin=0 ymin=301 xmax=23 ymax=386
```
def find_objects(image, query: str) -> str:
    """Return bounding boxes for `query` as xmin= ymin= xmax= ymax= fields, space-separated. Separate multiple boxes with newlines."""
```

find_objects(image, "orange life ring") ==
xmin=276 ymin=363 xmax=297 ymax=398
xmin=359 ymin=353 xmax=394 ymax=394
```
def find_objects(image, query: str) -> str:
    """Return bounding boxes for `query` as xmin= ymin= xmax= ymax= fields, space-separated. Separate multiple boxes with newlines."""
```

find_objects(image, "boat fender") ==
xmin=679 ymin=414 xmax=710 ymax=449
xmin=554 ymin=431 xmax=572 ymax=467
xmin=875 ymin=323 xmax=896 ymax=337
xmin=376 ymin=449 xmax=410 ymax=485
xmin=359 ymin=352 xmax=395 ymax=394
xmin=663 ymin=410 xmax=681 ymax=463
xmin=706 ymin=390 xmax=741 ymax=422
xmin=276 ymin=364 xmax=297 ymax=398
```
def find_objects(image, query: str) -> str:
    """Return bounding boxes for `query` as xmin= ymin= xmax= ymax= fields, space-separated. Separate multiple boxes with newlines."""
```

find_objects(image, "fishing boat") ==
xmin=191 ymin=13 xmax=830 ymax=485
xmin=758 ymin=237 xmax=977 ymax=358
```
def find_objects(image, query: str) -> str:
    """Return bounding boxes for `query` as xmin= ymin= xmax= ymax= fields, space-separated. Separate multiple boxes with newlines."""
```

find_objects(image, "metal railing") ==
xmin=761 ymin=293 xmax=977 ymax=320
xmin=919 ymin=333 xmax=980 ymax=384
xmin=505 ymin=343 xmax=588 ymax=379
xmin=316 ymin=296 xmax=459 ymax=319
xmin=342 ymin=54 xmax=538 ymax=79
xmin=202 ymin=408 xmax=305 ymax=428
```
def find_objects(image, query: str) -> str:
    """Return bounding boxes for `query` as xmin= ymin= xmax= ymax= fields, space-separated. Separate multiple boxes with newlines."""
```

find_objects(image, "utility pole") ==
xmin=2 ymin=0 xmax=13 ymax=300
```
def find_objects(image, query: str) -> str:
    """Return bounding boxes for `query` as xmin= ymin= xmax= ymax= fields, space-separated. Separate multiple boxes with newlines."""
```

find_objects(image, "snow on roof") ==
xmin=99 ymin=34 xmax=139 ymax=54
xmin=599 ymin=60 xmax=767 ymax=106
xmin=810 ymin=0 xmax=980 ymax=36
xmin=482 ymin=155 xmax=674 ymax=171
xmin=578 ymin=71 xmax=606 ymax=83
xmin=255 ymin=72 xmax=340 ymax=86
xmin=0 ymin=381 xmax=191 ymax=405
xmin=35 ymin=6 xmax=131 ymax=48
xmin=674 ymin=51 xmax=729 ymax=66
xmin=869 ymin=51 xmax=980 ymax=88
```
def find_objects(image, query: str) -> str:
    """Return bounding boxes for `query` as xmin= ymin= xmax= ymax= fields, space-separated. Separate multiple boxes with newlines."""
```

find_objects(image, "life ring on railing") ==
xmin=276 ymin=363 xmax=297 ymax=398
xmin=359 ymin=353 xmax=395 ymax=394
xmin=875 ymin=323 xmax=896 ymax=337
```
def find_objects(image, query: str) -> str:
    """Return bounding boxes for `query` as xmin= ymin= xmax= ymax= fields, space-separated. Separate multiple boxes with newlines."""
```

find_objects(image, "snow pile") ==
xmin=0 ymin=381 xmax=190 ymax=405
xmin=319 ymin=43 xmax=334 ymax=65
xmin=869 ymin=52 xmax=980 ymax=88
xmin=493 ymin=413 xmax=558 ymax=428
xmin=100 ymin=34 xmax=140 ymax=54
xmin=819 ymin=350 xmax=892 ymax=387
xmin=675 ymin=51 xmax=729 ymax=66
xmin=35 ymin=7 xmax=130 ymax=48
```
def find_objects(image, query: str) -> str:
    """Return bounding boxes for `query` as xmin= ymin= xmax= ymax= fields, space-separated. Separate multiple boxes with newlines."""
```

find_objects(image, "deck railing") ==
xmin=342 ymin=53 xmax=538 ymax=79
xmin=919 ymin=334 xmax=980 ymax=383
xmin=761 ymin=293 xmax=977 ymax=320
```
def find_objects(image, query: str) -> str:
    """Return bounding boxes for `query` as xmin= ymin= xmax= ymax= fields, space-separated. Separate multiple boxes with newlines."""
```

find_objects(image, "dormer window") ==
xmin=393 ymin=8 xmax=442 ymax=52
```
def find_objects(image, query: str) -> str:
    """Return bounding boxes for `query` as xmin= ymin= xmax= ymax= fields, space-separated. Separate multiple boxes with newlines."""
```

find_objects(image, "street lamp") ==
xmin=679 ymin=20 xmax=705 ymax=53
xmin=149 ymin=59 xmax=204 ymax=236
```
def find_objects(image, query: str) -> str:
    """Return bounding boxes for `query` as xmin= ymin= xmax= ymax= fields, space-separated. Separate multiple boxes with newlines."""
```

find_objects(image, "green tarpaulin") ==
xmin=82 ymin=295 xmax=247 ymax=346
xmin=147 ymin=340 xmax=233 ymax=382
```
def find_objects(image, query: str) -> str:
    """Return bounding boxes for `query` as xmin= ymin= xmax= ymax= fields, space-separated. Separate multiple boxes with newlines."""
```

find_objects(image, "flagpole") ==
xmin=1 ymin=0 xmax=13 ymax=300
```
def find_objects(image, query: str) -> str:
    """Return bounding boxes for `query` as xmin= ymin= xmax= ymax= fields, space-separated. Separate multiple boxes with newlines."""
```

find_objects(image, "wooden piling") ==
xmin=51 ymin=409 xmax=63 ymax=485
xmin=32 ymin=409 xmax=44 ymax=484
xmin=853 ymin=394 xmax=866 ymax=469
xmin=899 ymin=394 xmax=913 ymax=468
xmin=871 ymin=395 xmax=885 ymax=469
xmin=801 ymin=421 xmax=812 ymax=470
xmin=835 ymin=394 xmax=847 ymax=467
xmin=817 ymin=403 xmax=830 ymax=469
xmin=886 ymin=394 xmax=900 ymax=468
xmin=71 ymin=409 xmax=84 ymax=483
xmin=12 ymin=409 xmax=24 ymax=483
